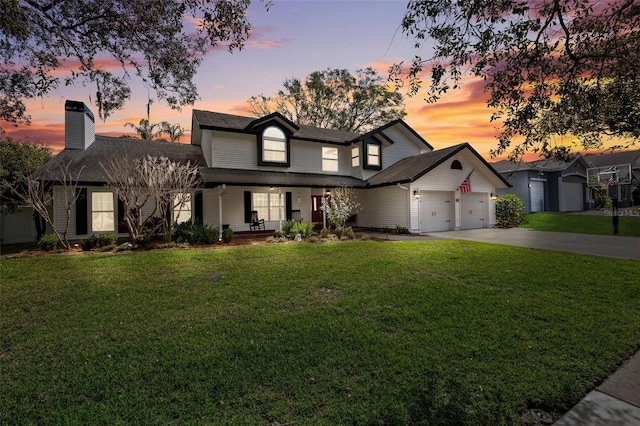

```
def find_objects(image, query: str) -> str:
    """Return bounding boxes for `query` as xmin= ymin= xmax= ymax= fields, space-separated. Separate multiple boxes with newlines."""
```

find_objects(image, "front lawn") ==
xmin=2 ymin=241 xmax=639 ymax=425
xmin=520 ymin=211 xmax=640 ymax=236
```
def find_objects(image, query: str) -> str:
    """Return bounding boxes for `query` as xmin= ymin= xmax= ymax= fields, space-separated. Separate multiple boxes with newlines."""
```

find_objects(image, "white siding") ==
xmin=356 ymin=186 xmax=409 ymax=229
xmin=211 ymin=131 xmax=257 ymax=169
xmin=380 ymin=129 xmax=423 ymax=170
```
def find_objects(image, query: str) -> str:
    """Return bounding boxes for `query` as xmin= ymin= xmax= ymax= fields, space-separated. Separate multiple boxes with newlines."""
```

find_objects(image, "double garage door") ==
xmin=419 ymin=191 xmax=487 ymax=232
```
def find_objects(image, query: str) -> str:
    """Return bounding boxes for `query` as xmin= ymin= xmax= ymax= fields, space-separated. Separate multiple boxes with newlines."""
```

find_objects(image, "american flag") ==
xmin=459 ymin=174 xmax=471 ymax=193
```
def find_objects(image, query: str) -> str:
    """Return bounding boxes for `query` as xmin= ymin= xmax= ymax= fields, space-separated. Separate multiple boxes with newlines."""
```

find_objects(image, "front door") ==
xmin=311 ymin=195 xmax=324 ymax=223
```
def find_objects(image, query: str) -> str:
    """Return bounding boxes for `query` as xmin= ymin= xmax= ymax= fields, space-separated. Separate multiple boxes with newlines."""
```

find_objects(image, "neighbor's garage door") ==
xmin=420 ymin=191 xmax=453 ymax=232
xmin=562 ymin=181 xmax=584 ymax=212
xmin=460 ymin=192 xmax=486 ymax=229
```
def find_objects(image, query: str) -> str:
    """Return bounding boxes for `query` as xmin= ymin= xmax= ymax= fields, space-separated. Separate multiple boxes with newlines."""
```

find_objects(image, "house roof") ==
xmin=491 ymin=155 xmax=589 ymax=173
xmin=200 ymin=168 xmax=367 ymax=188
xmin=584 ymin=149 xmax=640 ymax=169
xmin=193 ymin=110 xmax=361 ymax=144
xmin=367 ymin=143 xmax=511 ymax=188
xmin=34 ymin=136 xmax=206 ymax=183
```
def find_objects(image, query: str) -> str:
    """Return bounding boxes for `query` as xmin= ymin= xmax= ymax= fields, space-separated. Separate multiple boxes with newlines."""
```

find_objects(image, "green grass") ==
xmin=2 ymin=241 xmax=639 ymax=425
xmin=521 ymin=211 xmax=640 ymax=236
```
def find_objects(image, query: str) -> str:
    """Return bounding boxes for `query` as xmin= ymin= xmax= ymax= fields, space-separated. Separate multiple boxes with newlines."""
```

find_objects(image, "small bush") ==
xmin=320 ymin=227 xmax=329 ymax=238
xmin=81 ymin=235 xmax=99 ymax=251
xmin=360 ymin=233 xmax=369 ymax=241
xmin=273 ymin=228 xmax=285 ymax=238
xmin=292 ymin=221 xmax=314 ymax=238
xmin=281 ymin=220 xmax=297 ymax=237
xmin=98 ymin=233 xmax=117 ymax=247
xmin=173 ymin=220 xmax=219 ymax=245
xmin=335 ymin=226 xmax=344 ymax=239
xmin=201 ymin=227 xmax=219 ymax=244
xmin=222 ymin=228 xmax=234 ymax=243
xmin=99 ymin=244 xmax=116 ymax=252
xmin=38 ymin=234 xmax=59 ymax=251
xmin=495 ymin=194 xmax=526 ymax=228
xmin=395 ymin=225 xmax=410 ymax=234
xmin=308 ymin=235 xmax=318 ymax=243
xmin=134 ymin=234 xmax=152 ymax=250
xmin=344 ymin=226 xmax=356 ymax=239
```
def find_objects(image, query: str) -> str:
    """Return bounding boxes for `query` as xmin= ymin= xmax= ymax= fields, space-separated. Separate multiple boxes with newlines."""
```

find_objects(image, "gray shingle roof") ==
xmin=193 ymin=110 xmax=361 ymax=144
xmin=584 ymin=149 xmax=640 ymax=169
xmin=491 ymin=155 xmax=589 ymax=173
xmin=35 ymin=136 xmax=206 ymax=183
xmin=200 ymin=168 xmax=366 ymax=188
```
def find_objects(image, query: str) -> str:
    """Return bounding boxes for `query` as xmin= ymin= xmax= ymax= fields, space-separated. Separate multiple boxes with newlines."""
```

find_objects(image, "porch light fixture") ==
xmin=490 ymin=192 xmax=497 ymax=200
xmin=413 ymin=190 xmax=420 ymax=199
xmin=325 ymin=189 xmax=331 ymax=195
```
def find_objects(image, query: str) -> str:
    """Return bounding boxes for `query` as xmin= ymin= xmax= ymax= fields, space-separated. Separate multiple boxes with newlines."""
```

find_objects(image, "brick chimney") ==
xmin=64 ymin=100 xmax=95 ymax=150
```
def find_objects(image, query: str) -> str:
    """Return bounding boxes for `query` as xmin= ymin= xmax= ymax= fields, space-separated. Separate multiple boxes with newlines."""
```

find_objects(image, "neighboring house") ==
xmin=34 ymin=100 xmax=510 ymax=241
xmin=584 ymin=149 xmax=640 ymax=207
xmin=492 ymin=156 xmax=589 ymax=213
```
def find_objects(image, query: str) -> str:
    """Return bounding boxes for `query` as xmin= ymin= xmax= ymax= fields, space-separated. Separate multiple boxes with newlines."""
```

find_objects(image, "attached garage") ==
xmin=460 ymin=192 xmax=487 ymax=229
xmin=419 ymin=191 xmax=453 ymax=232
xmin=561 ymin=180 xmax=584 ymax=212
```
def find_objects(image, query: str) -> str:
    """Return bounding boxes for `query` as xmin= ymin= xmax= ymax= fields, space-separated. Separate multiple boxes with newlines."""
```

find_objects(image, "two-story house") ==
xmin=35 ymin=101 xmax=509 ymax=241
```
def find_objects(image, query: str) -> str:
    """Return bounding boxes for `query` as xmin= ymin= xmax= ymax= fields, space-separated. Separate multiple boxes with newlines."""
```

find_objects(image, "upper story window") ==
xmin=364 ymin=141 xmax=381 ymax=170
xmin=451 ymin=160 xmax=462 ymax=170
xmin=351 ymin=146 xmax=360 ymax=167
xmin=91 ymin=191 xmax=115 ymax=232
xmin=259 ymin=126 xmax=288 ymax=166
xmin=322 ymin=146 xmax=339 ymax=172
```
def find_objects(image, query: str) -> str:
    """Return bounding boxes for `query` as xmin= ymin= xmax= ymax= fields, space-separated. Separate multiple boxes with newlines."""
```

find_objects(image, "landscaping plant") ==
xmin=495 ymin=194 xmax=525 ymax=228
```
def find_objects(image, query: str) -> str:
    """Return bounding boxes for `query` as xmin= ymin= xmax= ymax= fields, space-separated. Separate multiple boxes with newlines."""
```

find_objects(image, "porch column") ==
xmin=218 ymin=185 xmax=225 ymax=238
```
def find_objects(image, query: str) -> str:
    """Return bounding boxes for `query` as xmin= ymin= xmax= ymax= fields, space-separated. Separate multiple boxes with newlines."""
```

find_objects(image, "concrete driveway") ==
xmin=370 ymin=228 xmax=639 ymax=260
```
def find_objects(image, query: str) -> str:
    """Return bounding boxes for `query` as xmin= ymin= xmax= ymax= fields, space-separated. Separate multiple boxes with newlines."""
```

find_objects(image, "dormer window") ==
xmin=259 ymin=126 xmax=289 ymax=167
xmin=364 ymin=141 xmax=381 ymax=170
xmin=451 ymin=160 xmax=462 ymax=170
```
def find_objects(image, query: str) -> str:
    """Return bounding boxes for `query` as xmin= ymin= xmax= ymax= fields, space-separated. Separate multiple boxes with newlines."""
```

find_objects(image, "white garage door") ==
xmin=562 ymin=181 xmax=584 ymax=212
xmin=461 ymin=192 xmax=486 ymax=229
xmin=420 ymin=191 xmax=453 ymax=232
xmin=530 ymin=181 xmax=545 ymax=212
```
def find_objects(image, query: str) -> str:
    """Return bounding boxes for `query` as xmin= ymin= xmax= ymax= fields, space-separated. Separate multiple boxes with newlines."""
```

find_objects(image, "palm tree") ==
xmin=124 ymin=118 xmax=161 ymax=140
xmin=160 ymin=122 xmax=185 ymax=143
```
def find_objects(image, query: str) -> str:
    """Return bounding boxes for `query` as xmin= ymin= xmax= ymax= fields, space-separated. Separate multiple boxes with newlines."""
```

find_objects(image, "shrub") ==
xmin=344 ymin=226 xmax=356 ymax=239
xmin=273 ymin=228 xmax=285 ymax=238
xmin=320 ymin=227 xmax=329 ymax=238
xmin=395 ymin=225 xmax=410 ymax=234
xmin=292 ymin=221 xmax=314 ymax=238
xmin=308 ymin=235 xmax=318 ymax=243
xmin=335 ymin=226 xmax=344 ymax=239
xmin=134 ymin=234 xmax=152 ymax=250
xmin=281 ymin=220 xmax=297 ymax=237
xmin=38 ymin=234 xmax=59 ymax=251
xmin=222 ymin=228 xmax=234 ymax=243
xmin=201 ymin=227 xmax=219 ymax=245
xmin=173 ymin=220 xmax=219 ymax=245
xmin=360 ymin=233 xmax=369 ymax=241
xmin=98 ymin=233 xmax=117 ymax=247
xmin=99 ymin=244 xmax=116 ymax=252
xmin=495 ymin=194 xmax=526 ymax=228
xmin=81 ymin=235 xmax=99 ymax=251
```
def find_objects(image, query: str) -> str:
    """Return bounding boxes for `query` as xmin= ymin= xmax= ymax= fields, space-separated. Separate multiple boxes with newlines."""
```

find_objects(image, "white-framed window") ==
xmin=367 ymin=144 xmax=380 ymax=167
xmin=91 ymin=191 xmax=114 ymax=232
xmin=173 ymin=192 xmax=192 ymax=224
xmin=351 ymin=146 xmax=360 ymax=167
xmin=322 ymin=146 xmax=339 ymax=172
xmin=262 ymin=126 xmax=287 ymax=163
xmin=252 ymin=192 xmax=284 ymax=221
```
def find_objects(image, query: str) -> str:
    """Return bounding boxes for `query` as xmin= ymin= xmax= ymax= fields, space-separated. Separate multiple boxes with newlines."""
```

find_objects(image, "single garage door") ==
xmin=530 ymin=180 xmax=545 ymax=212
xmin=460 ymin=192 xmax=486 ymax=229
xmin=561 ymin=181 xmax=584 ymax=212
xmin=420 ymin=191 xmax=453 ymax=232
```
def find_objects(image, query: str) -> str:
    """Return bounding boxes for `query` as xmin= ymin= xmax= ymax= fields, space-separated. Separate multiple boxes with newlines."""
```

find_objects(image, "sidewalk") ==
xmin=364 ymin=227 xmax=640 ymax=424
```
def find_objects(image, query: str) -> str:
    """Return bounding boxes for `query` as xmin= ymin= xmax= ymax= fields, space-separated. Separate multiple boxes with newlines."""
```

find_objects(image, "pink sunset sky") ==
xmin=0 ymin=0 xmax=580 ymax=159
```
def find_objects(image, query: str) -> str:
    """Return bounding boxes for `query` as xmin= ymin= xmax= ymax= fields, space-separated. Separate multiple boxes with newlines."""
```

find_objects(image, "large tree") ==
xmin=248 ymin=67 xmax=406 ymax=133
xmin=0 ymin=137 xmax=51 ymax=213
xmin=393 ymin=0 xmax=640 ymax=159
xmin=0 ymin=0 xmax=265 ymax=129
